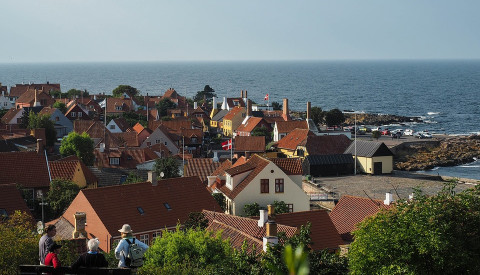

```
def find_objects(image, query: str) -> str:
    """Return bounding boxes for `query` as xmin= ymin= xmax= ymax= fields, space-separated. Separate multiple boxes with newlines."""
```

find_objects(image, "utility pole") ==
xmin=354 ymin=112 xmax=357 ymax=175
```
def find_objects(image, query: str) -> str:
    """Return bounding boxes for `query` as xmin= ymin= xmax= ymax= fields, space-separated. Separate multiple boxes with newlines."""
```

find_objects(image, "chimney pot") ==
xmin=244 ymin=90 xmax=247 ymax=99
xmin=148 ymin=170 xmax=157 ymax=186
xmin=36 ymin=139 xmax=44 ymax=154
xmin=258 ymin=209 xmax=268 ymax=227
xmin=384 ymin=192 xmax=394 ymax=205
xmin=241 ymin=90 xmax=244 ymax=98
xmin=73 ymin=212 xmax=87 ymax=239
xmin=247 ymin=100 xmax=252 ymax=117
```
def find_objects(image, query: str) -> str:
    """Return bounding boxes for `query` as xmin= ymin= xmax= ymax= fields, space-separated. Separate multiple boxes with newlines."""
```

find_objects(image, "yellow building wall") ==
xmin=279 ymin=148 xmax=296 ymax=158
xmin=355 ymin=156 xmax=393 ymax=174
xmin=72 ymin=163 xmax=88 ymax=188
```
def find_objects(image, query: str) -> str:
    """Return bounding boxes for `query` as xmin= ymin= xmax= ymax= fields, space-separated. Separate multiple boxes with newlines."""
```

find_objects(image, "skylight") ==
xmin=163 ymin=203 xmax=172 ymax=211
xmin=137 ymin=207 xmax=144 ymax=215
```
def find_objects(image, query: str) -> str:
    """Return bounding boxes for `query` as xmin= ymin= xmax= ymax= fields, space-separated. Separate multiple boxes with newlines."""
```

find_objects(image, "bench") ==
xmin=19 ymin=265 xmax=131 ymax=275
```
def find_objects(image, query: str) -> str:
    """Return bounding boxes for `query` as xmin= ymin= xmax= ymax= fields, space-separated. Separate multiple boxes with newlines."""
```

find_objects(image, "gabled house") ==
xmin=15 ymin=88 xmax=55 ymax=109
xmin=344 ymin=140 xmax=394 ymax=175
xmin=236 ymin=117 xmax=271 ymax=137
xmin=296 ymin=135 xmax=352 ymax=158
xmin=329 ymin=194 xmax=393 ymax=242
xmin=274 ymin=120 xmax=309 ymax=142
xmin=65 ymin=103 xmax=91 ymax=121
xmin=105 ymin=97 xmax=136 ymax=116
xmin=0 ymin=89 xmax=13 ymax=110
xmin=221 ymin=90 xmax=247 ymax=111
xmin=49 ymin=159 xmax=99 ymax=189
xmin=38 ymin=107 xmax=73 ymax=137
xmin=210 ymin=109 xmax=228 ymax=134
xmin=211 ymin=154 xmax=309 ymax=216
xmin=276 ymin=128 xmax=316 ymax=158
xmin=140 ymin=124 xmax=179 ymax=155
xmin=0 ymin=183 xmax=33 ymax=218
xmin=9 ymin=83 xmax=60 ymax=103
xmin=132 ymin=123 xmax=151 ymax=145
xmin=222 ymin=106 xmax=246 ymax=137
xmin=73 ymin=120 xmax=122 ymax=149
xmin=107 ymin=117 xmax=131 ymax=133
xmin=94 ymin=147 xmax=159 ymax=169
xmin=61 ymin=176 xmax=220 ymax=252
xmin=234 ymin=136 xmax=266 ymax=158
xmin=1 ymin=108 xmax=24 ymax=125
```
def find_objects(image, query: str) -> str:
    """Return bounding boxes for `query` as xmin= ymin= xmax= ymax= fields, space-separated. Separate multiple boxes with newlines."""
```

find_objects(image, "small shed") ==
xmin=302 ymin=154 xmax=354 ymax=177
xmin=344 ymin=140 xmax=394 ymax=175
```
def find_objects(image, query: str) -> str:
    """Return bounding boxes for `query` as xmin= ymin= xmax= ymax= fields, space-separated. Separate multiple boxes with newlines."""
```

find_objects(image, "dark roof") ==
xmin=0 ymin=139 xmax=20 ymax=152
xmin=276 ymin=120 xmax=308 ymax=133
xmin=184 ymin=158 xmax=222 ymax=183
xmin=0 ymin=183 xmax=33 ymax=217
xmin=304 ymin=154 xmax=354 ymax=165
xmin=234 ymin=136 xmax=265 ymax=152
xmin=303 ymin=135 xmax=352 ymax=155
xmin=211 ymin=110 xmax=229 ymax=121
xmin=269 ymin=158 xmax=303 ymax=175
xmin=112 ymin=118 xmax=131 ymax=132
xmin=344 ymin=140 xmax=394 ymax=157
xmin=0 ymin=151 xmax=50 ymax=188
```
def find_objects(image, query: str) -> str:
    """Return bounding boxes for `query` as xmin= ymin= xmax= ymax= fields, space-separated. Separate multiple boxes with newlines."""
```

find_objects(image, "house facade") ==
xmin=38 ymin=107 xmax=73 ymax=137
xmin=344 ymin=140 xmax=394 ymax=175
xmin=222 ymin=106 xmax=246 ymax=137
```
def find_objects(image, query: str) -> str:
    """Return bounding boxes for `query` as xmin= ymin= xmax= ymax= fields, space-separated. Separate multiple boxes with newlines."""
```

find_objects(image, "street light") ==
xmin=36 ymin=190 xmax=48 ymax=231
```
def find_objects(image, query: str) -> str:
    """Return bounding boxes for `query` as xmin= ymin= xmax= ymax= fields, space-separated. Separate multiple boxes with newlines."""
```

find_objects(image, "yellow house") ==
xmin=210 ymin=155 xmax=309 ymax=216
xmin=49 ymin=159 xmax=98 ymax=188
xmin=222 ymin=106 xmax=246 ymax=137
xmin=276 ymin=128 xmax=315 ymax=158
xmin=344 ymin=140 xmax=394 ymax=174
xmin=210 ymin=109 xmax=229 ymax=133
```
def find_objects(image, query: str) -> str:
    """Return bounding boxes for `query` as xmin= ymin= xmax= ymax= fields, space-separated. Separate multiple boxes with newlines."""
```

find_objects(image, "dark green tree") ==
xmin=124 ymin=172 xmax=144 ymax=184
xmin=27 ymin=112 xmax=57 ymax=146
xmin=273 ymin=200 xmax=290 ymax=214
xmin=59 ymin=132 xmax=95 ymax=166
xmin=46 ymin=179 xmax=80 ymax=217
xmin=271 ymin=101 xmax=282 ymax=111
xmin=243 ymin=202 xmax=261 ymax=217
xmin=310 ymin=106 xmax=324 ymax=126
xmin=212 ymin=193 xmax=226 ymax=212
xmin=52 ymin=101 xmax=67 ymax=114
xmin=183 ymin=212 xmax=209 ymax=230
xmin=156 ymin=98 xmax=177 ymax=117
xmin=349 ymin=182 xmax=480 ymax=274
xmin=66 ymin=89 xmax=88 ymax=99
xmin=49 ymin=90 xmax=63 ymax=98
xmin=371 ymin=130 xmax=381 ymax=140
xmin=194 ymin=85 xmax=217 ymax=103
xmin=251 ymin=126 xmax=271 ymax=139
xmin=112 ymin=85 xmax=139 ymax=98
xmin=154 ymin=157 xmax=180 ymax=179
xmin=325 ymin=108 xmax=345 ymax=127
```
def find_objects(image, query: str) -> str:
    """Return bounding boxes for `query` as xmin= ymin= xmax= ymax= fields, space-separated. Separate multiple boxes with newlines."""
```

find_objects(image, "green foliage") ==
xmin=251 ymin=126 xmax=272 ymax=141
xmin=141 ymin=226 xmax=233 ymax=273
xmin=371 ymin=130 xmax=381 ymax=140
xmin=52 ymin=101 xmax=67 ymax=114
xmin=310 ymin=106 xmax=324 ymax=125
xmin=66 ymin=89 xmax=88 ymax=99
xmin=47 ymin=179 xmax=80 ymax=217
xmin=49 ymin=90 xmax=63 ymax=98
xmin=156 ymin=98 xmax=177 ymax=117
xmin=184 ymin=212 xmax=209 ymax=230
xmin=112 ymin=85 xmax=139 ymax=98
xmin=124 ymin=172 xmax=144 ymax=184
xmin=325 ymin=108 xmax=345 ymax=127
xmin=243 ymin=202 xmax=261 ymax=217
xmin=0 ymin=211 xmax=39 ymax=275
xmin=0 ymin=108 xmax=8 ymax=119
xmin=154 ymin=157 xmax=180 ymax=179
xmin=349 ymin=182 xmax=480 ymax=274
xmin=212 ymin=193 xmax=226 ymax=212
xmin=27 ymin=111 xmax=57 ymax=146
xmin=20 ymin=110 xmax=30 ymax=129
xmin=57 ymin=239 xmax=81 ymax=266
xmin=284 ymin=245 xmax=309 ymax=275
xmin=271 ymin=101 xmax=282 ymax=111
xmin=310 ymin=250 xmax=349 ymax=275
xmin=272 ymin=201 xmax=290 ymax=214
xmin=59 ymin=131 xmax=95 ymax=166
xmin=194 ymin=85 xmax=217 ymax=103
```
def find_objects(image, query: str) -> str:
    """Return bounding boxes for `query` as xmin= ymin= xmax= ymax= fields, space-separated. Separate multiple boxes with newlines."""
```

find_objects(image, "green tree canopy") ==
xmin=251 ymin=126 xmax=272 ymax=141
xmin=154 ymin=157 xmax=180 ymax=179
xmin=66 ymin=89 xmax=88 ymax=99
xmin=112 ymin=85 xmax=139 ymax=98
xmin=156 ymin=98 xmax=177 ymax=117
xmin=349 ymin=183 xmax=480 ymax=274
xmin=47 ymin=179 xmax=80 ymax=218
xmin=194 ymin=85 xmax=217 ymax=103
xmin=371 ymin=130 xmax=381 ymax=140
xmin=243 ymin=202 xmax=261 ymax=217
xmin=325 ymin=108 xmax=345 ymax=127
xmin=124 ymin=172 xmax=144 ymax=184
xmin=27 ymin=111 xmax=57 ymax=147
xmin=273 ymin=200 xmax=290 ymax=214
xmin=52 ymin=101 xmax=67 ymax=114
xmin=310 ymin=106 xmax=324 ymax=126
xmin=59 ymin=131 xmax=95 ymax=166
xmin=271 ymin=101 xmax=282 ymax=111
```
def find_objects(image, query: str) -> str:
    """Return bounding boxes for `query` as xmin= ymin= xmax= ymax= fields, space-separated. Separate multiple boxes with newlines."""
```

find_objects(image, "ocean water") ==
xmin=417 ymin=160 xmax=480 ymax=181
xmin=1 ymin=60 xmax=480 ymax=179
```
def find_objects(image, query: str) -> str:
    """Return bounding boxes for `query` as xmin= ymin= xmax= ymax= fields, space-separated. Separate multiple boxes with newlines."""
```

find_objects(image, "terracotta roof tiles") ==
xmin=234 ymin=136 xmax=265 ymax=152
xmin=1 ymin=108 xmax=23 ymax=124
xmin=0 ymin=151 xmax=50 ymax=188
xmin=277 ymin=128 xmax=315 ymax=150
xmin=223 ymin=106 xmax=245 ymax=121
xmin=235 ymin=117 xmax=264 ymax=133
xmin=276 ymin=120 xmax=308 ymax=133
xmin=303 ymin=135 xmax=352 ymax=155
xmin=184 ymin=158 xmax=222 ymax=183
xmin=0 ymin=183 xmax=33 ymax=217
xmin=269 ymin=158 xmax=303 ymax=175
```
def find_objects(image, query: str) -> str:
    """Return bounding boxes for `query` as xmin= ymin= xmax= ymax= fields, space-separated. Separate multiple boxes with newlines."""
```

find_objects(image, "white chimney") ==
xmin=409 ymin=193 xmax=414 ymax=200
xmin=194 ymin=102 xmax=198 ymax=109
xmin=263 ymin=236 xmax=278 ymax=252
xmin=212 ymin=97 xmax=217 ymax=110
xmin=213 ymin=151 xmax=219 ymax=162
xmin=99 ymin=143 xmax=105 ymax=153
xmin=207 ymin=176 xmax=217 ymax=187
xmin=148 ymin=170 xmax=157 ymax=186
xmin=222 ymin=97 xmax=227 ymax=110
xmin=93 ymin=94 xmax=97 ymax=100
xmin=258 ymin=209 xmax=268 ymax=227
xmin=384 ymin=192 xmax=394 ymax=205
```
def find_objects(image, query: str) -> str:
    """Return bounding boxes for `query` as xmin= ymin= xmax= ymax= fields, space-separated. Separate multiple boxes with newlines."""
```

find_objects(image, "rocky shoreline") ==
xmin=394 ymin=135 xmax=480 ymax=171
xmin=343 ymin=113 xmax=423 ymax=126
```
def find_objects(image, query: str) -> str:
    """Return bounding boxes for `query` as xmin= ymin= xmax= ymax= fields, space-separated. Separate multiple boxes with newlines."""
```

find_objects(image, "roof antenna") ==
xmin=363 ymin=190 xmax=381 ymax=208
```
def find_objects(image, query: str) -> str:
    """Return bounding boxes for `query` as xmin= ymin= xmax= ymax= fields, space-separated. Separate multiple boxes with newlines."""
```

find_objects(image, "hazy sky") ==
xmin=2 ymin=0 xmax=479 ymax=63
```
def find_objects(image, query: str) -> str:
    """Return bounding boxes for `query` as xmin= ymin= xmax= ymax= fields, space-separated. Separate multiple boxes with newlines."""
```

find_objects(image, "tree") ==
xmin=52 ymin=101 xmax=67 ymax=114
xmin=59 ymin=132 xmax=95 ymax=166
xmin=124 ymin=172 xmax=144 ymax=184
xmin=112 ymin=85 xmax=139 ymax=98
xmin=371 ymin=130 xmax=381 ymax=140
xmin=66 ymin=88 xmax=88 ymax=99
xmin=251 ymin=126 xmax=271 ymax=138
xmin=154 ymin=157 xmax=180 ymax=179
xmin=310 ymin=106 xmax=324 ymax=125
xmin=271 ymin=101 xmax=282 ymax=111
xmin=325 ymin=108 xmax=345 ymax=127
xmin=0 ymin=211 xmax=39 ymax=275
xmin=47 ymin=179 xmax=80 ymax=217
xmin=27 ymin=112 xmax=57 ymax=147
xmin=273 ymin=200 xmax=290 ymax=214
xmin=243 ymin=203 xmax=261 ymax=217
xmin=212 ymin=193 xmax=226 ymax=212
xmin=349 ymin=182 xmax=480 ymax=274
xmin=194 ymin=85 xmax=217 ymax=103
xmin=156 ymin=98 xmax=177 ymax=117
xmin=183 ymin=212 xmax=209 ymax=230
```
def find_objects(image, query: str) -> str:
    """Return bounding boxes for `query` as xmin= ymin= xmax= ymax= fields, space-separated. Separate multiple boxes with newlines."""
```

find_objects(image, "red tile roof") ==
xmin=1 ymin=108 xmax=23 ymax=124
xmin=203 ymin=210 xmax=297 ymax=254
xmin=0 ymin=183 xmax=33 ymax=217
xmin=0 ymin=151 xmax=50 ymax=188
xmin=70 ymin=177 xmax=220 ymax=237
xmin=234 ymin=136 xmax=265 ymax=152
xmin=10 ymin=83 xmax=60 ymax=98
xmin=276 ymin=120 xmax=308 ymax=133
xmin=111 ymin=118 xmax=131 ymax=132
xmin=277 ymin=128 xmax=315 ymax=150
xmin=223 ymin=106 xmax=245 ymax=121
xmin=275 ymin=210 xmax=344 ymax=250
xmin=112 ymin=132 xmax=139 ymax=147
xmin=329 ymin=195 xmax=393 ymax=241
xmin=38 ymin=107 xmax=58 ymax=116
xmin=225 ymin=98 xmax=246 ymax=109
xmin=74 ymin=120 xmax=122 ymax=148
xmin=269 ymin=158 xmax=303 ymax=175
xmin=94 ymin=147 xmax=159 ymax=169
xmin=49 ymin=161 xmax=79 ymax=181
xmin=211 ymin=159 xmax=232 ymax=177
xmin=302 ymin=135 xmax=352 ymax=155
xmin=106 ymin=98 xmax=133 ymax=114
xmin=184 ymin=158 xmax=222 ymax=183
xmin=236 ymin=117 xmax=265 ymax=133
xmin=16 ymin=89 xmax=55 ymax=106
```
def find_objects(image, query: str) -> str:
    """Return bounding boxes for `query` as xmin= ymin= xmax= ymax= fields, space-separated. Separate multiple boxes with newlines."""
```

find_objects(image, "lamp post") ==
xmin=354 ymin=112 xmax=357 ymax=175
xmin=37 ymin=190 xmax=48 ymax=231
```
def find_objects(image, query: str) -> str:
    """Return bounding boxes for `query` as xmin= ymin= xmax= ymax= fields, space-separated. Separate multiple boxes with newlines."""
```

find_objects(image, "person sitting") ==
xmin=44 ymin=243 xmax=62 ymax=274
xmin=71 ymin=238 xmax=108 ymax=269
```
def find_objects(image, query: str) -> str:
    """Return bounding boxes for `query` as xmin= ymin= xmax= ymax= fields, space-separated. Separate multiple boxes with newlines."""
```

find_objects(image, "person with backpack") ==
xmin=114 ymin=224 xmax=149 ymax=270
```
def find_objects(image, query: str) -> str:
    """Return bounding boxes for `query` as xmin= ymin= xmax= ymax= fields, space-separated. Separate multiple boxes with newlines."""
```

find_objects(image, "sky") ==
xmin=2 ymin=0 xmax=480 ymax=63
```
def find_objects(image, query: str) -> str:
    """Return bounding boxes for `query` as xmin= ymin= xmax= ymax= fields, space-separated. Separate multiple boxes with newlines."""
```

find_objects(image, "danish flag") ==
xmin=264 ymin=94 xmax=269 ymax=101
xmin=221 ymin=139 xmax=232 ymax=150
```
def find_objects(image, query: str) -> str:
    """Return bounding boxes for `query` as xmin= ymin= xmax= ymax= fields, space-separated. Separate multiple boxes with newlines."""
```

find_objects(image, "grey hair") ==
xmin=87 ymin=238 xmax=100 ymax=251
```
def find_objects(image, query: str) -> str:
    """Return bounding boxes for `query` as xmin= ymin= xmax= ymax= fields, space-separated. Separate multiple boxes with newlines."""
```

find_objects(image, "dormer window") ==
xmin=109 ymin=157 xmax=120 ymax=165
xmin=191 ymin=137 xmax=197 ymax=143
xmin=115 ymin=106 xmax=122 ymax=111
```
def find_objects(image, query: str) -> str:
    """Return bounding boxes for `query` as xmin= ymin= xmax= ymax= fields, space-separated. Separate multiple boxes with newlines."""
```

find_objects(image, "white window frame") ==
xmin=71 ymin=112 xmax=76 ymax=117
xmin=109 ymin=157 xmax=120 ymax=165
xmin=140 ymin=234 xmax=149 ymax=245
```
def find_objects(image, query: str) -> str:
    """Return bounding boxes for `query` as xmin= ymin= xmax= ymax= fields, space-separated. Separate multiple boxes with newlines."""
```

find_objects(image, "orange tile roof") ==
xmin=211 ymin=159 xmax=232 ymax=177
xmin=236 ymin=117 xmax=265 ymax=133
xmin=277 ymin=128 xmax=315 ymax=150
xmin=276 ymin=120 xmax=308 ymax=133
xmin=184 ymin=158 xmax=222 ymax=183
xmin=223 ymin=106 xmax=245 ymax=121
xmin=106 ymin=98 xmax=133 ymax=114
xmin=269 ymin=158 xmax=303 ymax=175
xmin=112 ymin=132 xmax=139 ymax=147
xmin=329 ymin=195 xmax=393 ymax=241
xmin=94 ymin=147 xmax=159 ymax=169
xmin=0 ymin=151 xmax=50 ymax=188
xmin=0 ymin=183 xmax=33 ymax=217
xmin=302 ymin=135 xmax=352 ymax=155
xmin=70 ymin=177 xmax=220 ymax=236
xmin=49 ymin=161 xmax=78 ymax=181
xmin=232 ymin=156 xmax=247 ymax=168
xmin=132 ymin=122 xmax=145 ymax=134
xmin=1 ymin=108 xmax=23 ymax=124
xmin=234 ymin=136 xmax=265 ymax=152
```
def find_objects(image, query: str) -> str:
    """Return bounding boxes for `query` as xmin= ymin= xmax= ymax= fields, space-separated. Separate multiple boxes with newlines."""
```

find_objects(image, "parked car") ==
xmin=420 ymin=132 xmax=432 ymax=138
xmin=381 ymin=129 xmax=390 ymax=135
xmin=391 ymin=129 xmax=404 ymax=136
xmin=414 ymin=131 xmax=432 ymax=139
xmin=404 ymin=129 xmax=414 ymax=136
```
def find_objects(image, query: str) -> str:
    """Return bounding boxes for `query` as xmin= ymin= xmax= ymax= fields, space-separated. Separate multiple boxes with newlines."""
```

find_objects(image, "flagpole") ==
xmin=230 ymin=137 xmax=233 ymax=162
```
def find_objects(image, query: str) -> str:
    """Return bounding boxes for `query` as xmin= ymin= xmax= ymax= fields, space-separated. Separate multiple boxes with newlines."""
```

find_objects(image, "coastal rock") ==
xmin=394 ymin=136 xmax=480 ymax=171
xmin=344 ymin=113 xmax=422 ymax=126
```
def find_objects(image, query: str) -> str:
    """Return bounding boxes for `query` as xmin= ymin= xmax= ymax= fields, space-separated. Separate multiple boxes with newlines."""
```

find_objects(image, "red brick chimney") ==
xmin=36 ymin=139 xmax=44 ymax=154
xmin=247 ymin=99 xmax=252 ymax=117
xmin=307 ymin=102 xmax=311 ymax=120
xmin=244 ymin=90 xmax=247 ymax=99
xmin=282 ymin=98 xmax=290 ymax=121
xmin=241 ymin=90 xmax=244 ymax=98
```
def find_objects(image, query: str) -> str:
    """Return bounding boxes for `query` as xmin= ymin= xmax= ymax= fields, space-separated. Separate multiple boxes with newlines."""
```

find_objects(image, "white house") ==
xmin=140 ymin=124 xmax=179 ymax=155
xmin=0 ymin=90 xmax=14 ymax=110
xmin=106 ymin=118 xmax=131 ymax=133
xmin=0 ymin=108 xmax=24 ymax=125
xmin=38 ymin=107 xmax=73 ymax=137
xmin=210 ymin=155 xmax=309 ymax=216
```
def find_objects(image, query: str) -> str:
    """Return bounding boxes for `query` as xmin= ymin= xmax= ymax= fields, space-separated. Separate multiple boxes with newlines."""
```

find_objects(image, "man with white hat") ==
xmin=114 ymin=224 xmax=149 ymax=269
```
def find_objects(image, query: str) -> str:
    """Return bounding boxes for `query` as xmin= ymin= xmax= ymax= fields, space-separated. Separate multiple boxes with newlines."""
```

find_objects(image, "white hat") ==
xmin=118 ymin=224 xmax=133 ymax=233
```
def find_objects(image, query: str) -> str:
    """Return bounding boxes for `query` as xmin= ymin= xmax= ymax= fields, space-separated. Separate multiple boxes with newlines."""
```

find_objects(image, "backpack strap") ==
xmin=125 ymin=239 xmax=132 ymax=245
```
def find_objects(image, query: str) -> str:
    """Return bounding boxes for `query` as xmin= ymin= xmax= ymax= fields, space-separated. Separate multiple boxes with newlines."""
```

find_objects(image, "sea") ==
xmin=1 ymin=60 xmax=480 ymax=179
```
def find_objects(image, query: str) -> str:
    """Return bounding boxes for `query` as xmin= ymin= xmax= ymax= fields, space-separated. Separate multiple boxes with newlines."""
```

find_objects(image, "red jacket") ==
xmin=44 ymin=252 xmax=61 ymax=268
